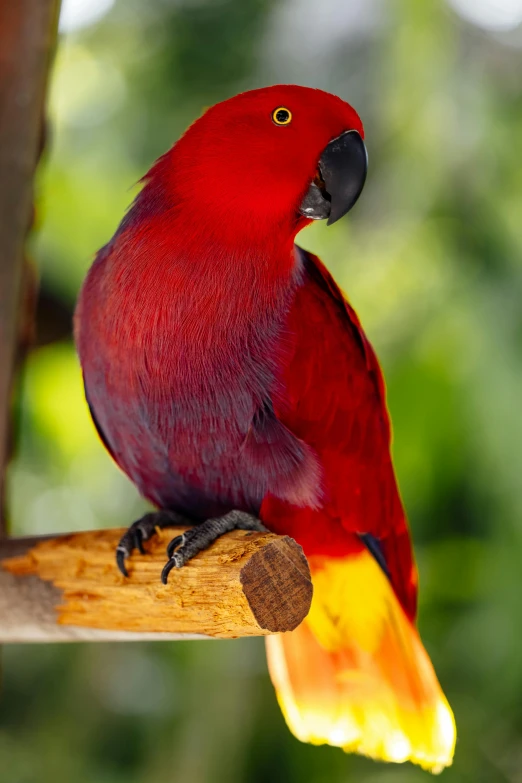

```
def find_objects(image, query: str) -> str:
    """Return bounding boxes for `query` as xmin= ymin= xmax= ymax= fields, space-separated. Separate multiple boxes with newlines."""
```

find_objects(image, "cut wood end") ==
xmin=240 ymin=536 xmax=312 ymax=632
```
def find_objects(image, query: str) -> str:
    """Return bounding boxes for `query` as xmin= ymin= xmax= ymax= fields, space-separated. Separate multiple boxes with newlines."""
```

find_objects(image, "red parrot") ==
xmin=75 ymin=85 xmax=456 ymax=771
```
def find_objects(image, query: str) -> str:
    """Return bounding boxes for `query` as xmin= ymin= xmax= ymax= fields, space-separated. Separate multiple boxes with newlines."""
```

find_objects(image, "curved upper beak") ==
xmin=299 ymin=130 xmax=368 ymax=226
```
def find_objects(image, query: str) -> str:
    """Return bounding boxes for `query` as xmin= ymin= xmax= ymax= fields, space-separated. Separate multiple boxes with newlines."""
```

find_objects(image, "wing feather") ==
xmin=265 ymin=247 xmax=417 ymax=619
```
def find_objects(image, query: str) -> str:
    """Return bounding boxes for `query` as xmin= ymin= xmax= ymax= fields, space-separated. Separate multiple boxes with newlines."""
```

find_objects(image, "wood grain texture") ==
xmin=0 ymin=528 xmax=312 ymax=642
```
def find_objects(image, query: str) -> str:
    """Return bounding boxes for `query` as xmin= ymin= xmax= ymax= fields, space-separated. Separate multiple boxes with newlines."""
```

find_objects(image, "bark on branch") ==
xmin=0 ymin=528 xmax=313 ymax=642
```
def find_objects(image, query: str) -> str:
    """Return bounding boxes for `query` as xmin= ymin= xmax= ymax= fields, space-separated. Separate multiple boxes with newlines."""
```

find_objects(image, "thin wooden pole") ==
xmin=0 ymin=0 xmax=60 ymax=536
xmin=0 ymin=528 xmax=313 ymax=642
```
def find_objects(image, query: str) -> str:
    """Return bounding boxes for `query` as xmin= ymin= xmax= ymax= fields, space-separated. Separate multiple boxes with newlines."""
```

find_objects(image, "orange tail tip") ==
xmin=266 ymin=550 xmax=456 ymax=773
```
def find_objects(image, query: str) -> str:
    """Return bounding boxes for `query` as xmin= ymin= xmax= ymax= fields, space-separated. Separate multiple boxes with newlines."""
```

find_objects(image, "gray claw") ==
xmin=116 ymin=546 xmax=129 ymax=577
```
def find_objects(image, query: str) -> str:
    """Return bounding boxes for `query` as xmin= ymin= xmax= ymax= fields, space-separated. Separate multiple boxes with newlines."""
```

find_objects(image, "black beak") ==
xmin=299 ymin=130 xmax=368 ymax=226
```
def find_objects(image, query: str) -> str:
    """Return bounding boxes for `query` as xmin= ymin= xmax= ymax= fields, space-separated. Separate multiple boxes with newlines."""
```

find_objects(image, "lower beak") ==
xmin=299 ymin=131 xmax=368 ymax=226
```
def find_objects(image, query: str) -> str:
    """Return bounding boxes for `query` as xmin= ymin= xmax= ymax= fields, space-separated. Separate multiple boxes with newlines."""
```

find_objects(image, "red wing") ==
xmin=270 ymin=247 xmax=417 ymax=619
xmin=301 ymin=249 xmax=389 ymax=413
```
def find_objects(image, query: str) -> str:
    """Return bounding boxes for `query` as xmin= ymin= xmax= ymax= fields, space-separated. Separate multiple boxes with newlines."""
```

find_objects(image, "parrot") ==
xmin=74 ymin=84 xmax=456 ymax=772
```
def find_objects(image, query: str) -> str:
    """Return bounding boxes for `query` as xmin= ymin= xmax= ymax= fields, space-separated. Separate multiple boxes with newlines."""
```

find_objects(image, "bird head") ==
xmin=159 ymin=85 xmax=367 ymax=242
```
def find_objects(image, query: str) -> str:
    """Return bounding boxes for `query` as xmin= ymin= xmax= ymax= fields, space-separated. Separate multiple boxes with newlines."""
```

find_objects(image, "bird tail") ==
xmin=265 ymin=545 xmax=456 ymax=773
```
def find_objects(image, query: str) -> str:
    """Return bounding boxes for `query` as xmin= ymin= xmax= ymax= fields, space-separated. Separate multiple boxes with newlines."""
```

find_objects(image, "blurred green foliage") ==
xmin=2 ymin=0 xmax=522 ymax=780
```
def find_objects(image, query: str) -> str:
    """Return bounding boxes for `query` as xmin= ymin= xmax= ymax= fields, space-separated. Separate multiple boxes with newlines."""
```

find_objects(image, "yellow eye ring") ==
xmin=272 ymin=107 xmax=292 ymax=126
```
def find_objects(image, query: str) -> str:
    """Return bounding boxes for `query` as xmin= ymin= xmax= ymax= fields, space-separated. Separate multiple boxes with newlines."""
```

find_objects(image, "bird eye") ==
xmin=272 ymin=107 xmax=292 ymax=126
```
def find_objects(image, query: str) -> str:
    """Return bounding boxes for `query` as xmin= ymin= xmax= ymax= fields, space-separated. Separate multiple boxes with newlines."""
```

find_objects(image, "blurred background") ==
xmin=2 ymin=0 xmax=522 ymax=780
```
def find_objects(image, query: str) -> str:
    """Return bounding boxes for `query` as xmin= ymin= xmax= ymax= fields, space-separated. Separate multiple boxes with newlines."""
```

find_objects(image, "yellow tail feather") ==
xmin=266 ymin=550 xmax=456 ymax=773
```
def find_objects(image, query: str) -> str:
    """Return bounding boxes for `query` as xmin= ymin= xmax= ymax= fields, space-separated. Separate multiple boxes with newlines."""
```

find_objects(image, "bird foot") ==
xmin=116 ymin=509 xmax=267 ymax=582
xmin=116 ymin=509 xmax=189 ymax=577
xmin=161 ymin=511 xmax=267 ymax=584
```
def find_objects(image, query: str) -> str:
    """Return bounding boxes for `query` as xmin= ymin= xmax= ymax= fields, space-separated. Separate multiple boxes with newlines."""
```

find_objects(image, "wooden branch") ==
xmin=0 ymin=0 xmax=60 ymax=535
xmin=0 ymin=528 xmax=313 ymax=643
